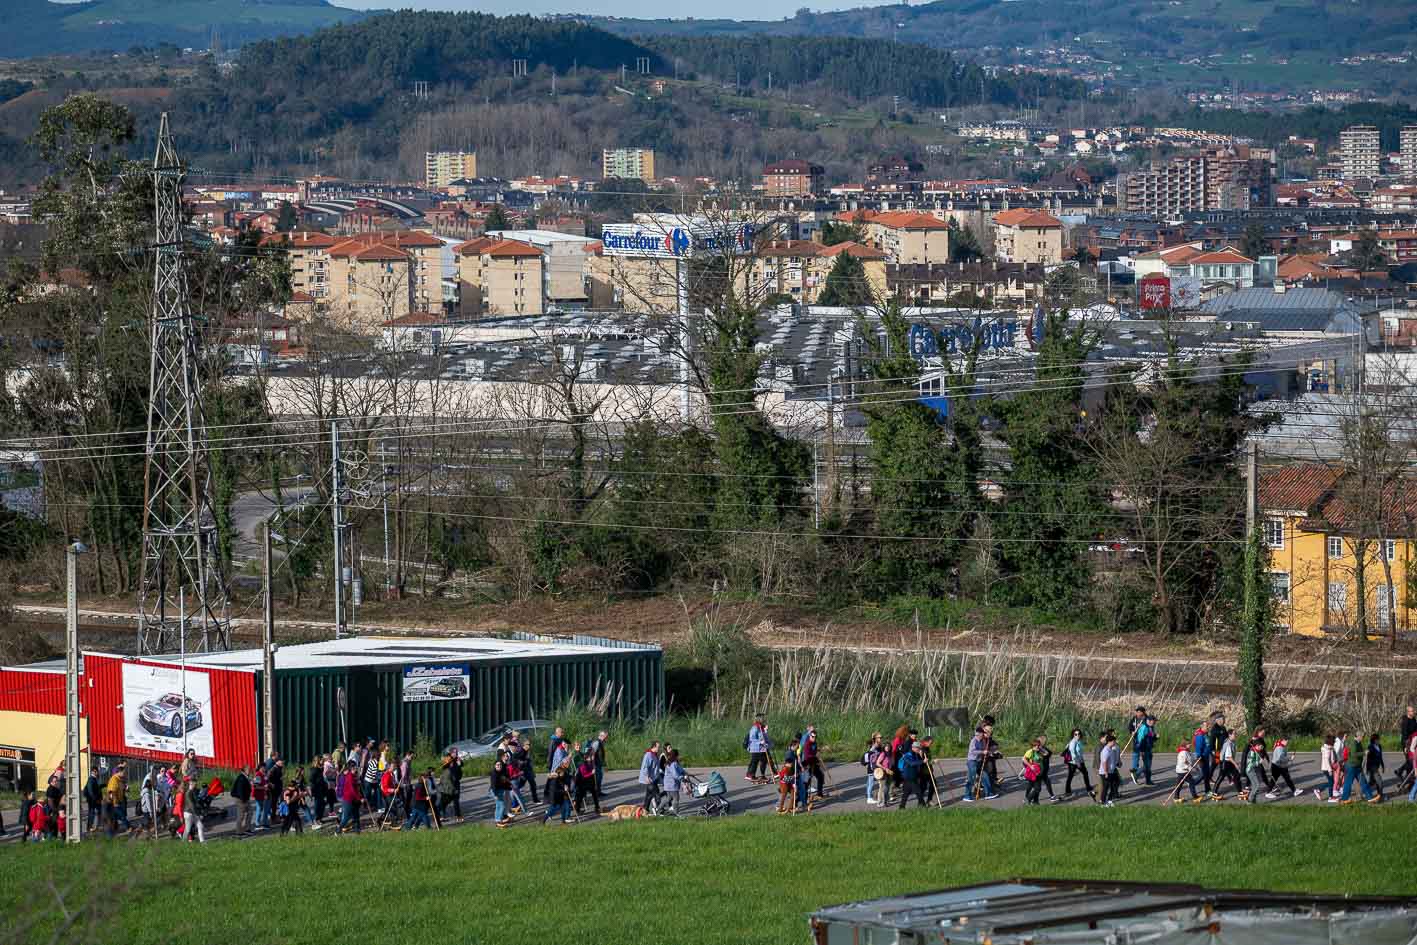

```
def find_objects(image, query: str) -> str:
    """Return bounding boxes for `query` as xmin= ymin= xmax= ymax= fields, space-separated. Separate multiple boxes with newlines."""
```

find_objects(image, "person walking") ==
xmin=279 ymin=782 xmax=304 ymax=836
xmin=1335 ymin=734 xmax=1375 ymax=804
xmin=1394 ymin=706 xmax=1416 ymax=787
xmin=861 ymin=733 xmax=885 ymax=805
xmin=336 ymin=760 xmax=362 ymax=834
xmin=179 ymin=779 xmax=206 ymax=843
xmin=1022 ymin=738 xmax=1048 ymax=805
xmin=1098 ymin=733 xmax=1121 ymax=806
xmin=745 ymin=715 xmax=771 ymax=782
xmin=16 ymin=790 xmax=35 ymax=844
xmin=402 ymin=770 xmax=434 ymax=831
xmin=510 ymin=735 xmax=539 ymax=806
xmin=490 ymin=758 xmax=514 ymax=828
xmin=82 ymin=767 xmax=101 ymax=835
xmin=775 ymin=746 xmax=798 ymax=814
xmin=894 ymin=742 xmax=927 ymax=809
xmin=361 ymin=744 xmax=381 ymax=814
xmin=1128 ymin=707 xmax=1154 ymax=785
xmin=1032 ymin=736 xmax=1057 ymax=802
xmin=1365 ymin=734 xmax=1385 ymax=801
xmin=638 ymin=740 xmax=662 ymax=813
xmin=573 ymin=750 xmax=601 ymax=817
xmin=541 ymin=761 xmax=573 ymax=825
xmin=584 ymin=730 xmax=608 ymax=795
xmin=1267 ymin=739 xmax=1300 ymax=797
xmin=436 ymin=753 xmax=462 ymax=823
xmin=661 ymin=749 xmax=685 ymax=814
xmin=1171 ymin=742 xmax=1201 ymax=802
xmin=1062 ymin=729 xmax=1094 ymax=801
xmin=801 ymin=728 xmax=826 ymax=800
xmin=964 ymin=727 xmax=997 ymax=801
xmin=232 ymin=765 xmax=253 ymax=836
xmin=1211 ymin=731 xmax=1243 ymax=800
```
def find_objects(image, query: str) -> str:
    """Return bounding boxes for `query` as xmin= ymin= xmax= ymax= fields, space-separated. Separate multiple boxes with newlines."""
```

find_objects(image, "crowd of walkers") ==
xmin=6 ymin=705 xmax=1416 ymax=844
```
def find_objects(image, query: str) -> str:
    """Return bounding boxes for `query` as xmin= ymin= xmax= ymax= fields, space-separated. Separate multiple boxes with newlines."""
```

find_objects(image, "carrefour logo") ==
xmin=668 ymin=228 xmax=691 ymax=255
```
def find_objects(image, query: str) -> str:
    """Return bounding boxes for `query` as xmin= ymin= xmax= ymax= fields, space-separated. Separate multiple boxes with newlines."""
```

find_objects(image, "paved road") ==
xmin=229 ymin=485 xmax=316 ymax=562
xmin=6 ymin=752 xmax=1394 ymax=845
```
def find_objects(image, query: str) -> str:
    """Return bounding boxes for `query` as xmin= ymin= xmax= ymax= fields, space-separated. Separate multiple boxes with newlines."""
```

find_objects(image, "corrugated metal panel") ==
xmin=85 ymin=653 xmax=260 ymax=770
xmin=254 ymin=647 xmax=663 ymax=763
xmin=0 ymin=667 xmax=67 ymax=715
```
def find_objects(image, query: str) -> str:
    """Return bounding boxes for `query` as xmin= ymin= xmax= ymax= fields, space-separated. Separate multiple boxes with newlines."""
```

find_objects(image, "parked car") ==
xmin=445 ymin=719 xmax=552 ymax=759
xmin=428 ymin=677 xmax=468 ymax=699
xmin=139 ymin=693 xmax=203 ymax=737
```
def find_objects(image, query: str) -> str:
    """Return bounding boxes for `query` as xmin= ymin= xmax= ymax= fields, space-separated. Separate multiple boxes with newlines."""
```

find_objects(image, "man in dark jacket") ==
xmin=231 ymin=766 xmax=253 ymax=836
xmin=266 ymin=759 xmax=285 ymax=827
xmin=82 ymin=769 xmax=102 ymax=833
xmin=896 ymin=743 xmax=927 ymax=809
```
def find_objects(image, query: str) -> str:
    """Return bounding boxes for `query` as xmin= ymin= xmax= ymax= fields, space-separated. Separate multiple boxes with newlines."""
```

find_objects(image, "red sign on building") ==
xmin=1139 ymin=273 xmax=1173 ymax=310
xmin=1140 ymin=273 xmax=1171 ymax=310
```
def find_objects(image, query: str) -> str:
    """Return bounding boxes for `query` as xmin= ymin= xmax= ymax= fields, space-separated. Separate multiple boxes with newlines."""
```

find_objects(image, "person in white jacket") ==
xmin=1171 ymin=744 xmax=1201 ymax=802
xmin=1314 ymin=735 xmax=1337 ymax=800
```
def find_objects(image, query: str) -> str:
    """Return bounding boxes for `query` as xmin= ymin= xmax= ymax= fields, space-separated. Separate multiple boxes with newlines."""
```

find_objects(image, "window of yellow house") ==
xmin=1327 ymin=581 xmax=1347 ymax=613
xmin=1381 ymin=539 xmax=1397 ymax=562
xmin=1263 ymin=518 xmax=1284 ymax=549
xmin=1268 ymin=572 xmax=1290 ymax=604
xmin=1327 ymin=536 xmax=1344 ymax=558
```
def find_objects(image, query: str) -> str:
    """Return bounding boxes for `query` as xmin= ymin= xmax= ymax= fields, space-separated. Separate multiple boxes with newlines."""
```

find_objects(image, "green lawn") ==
xmin=3 ymin=808 xmax=1414 ymax=945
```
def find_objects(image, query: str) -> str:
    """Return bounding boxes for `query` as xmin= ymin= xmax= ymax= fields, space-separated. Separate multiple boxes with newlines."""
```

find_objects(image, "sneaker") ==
xmin=1264 ymin=792 xmax=1278 ymax=799
xmin=1050 ymin=795 xmax=1063 ymax=803
xmin=1129 ymin=772 xmax=1138 ymax=785
xmin=1104 ymin=801 xmax=1115 ymax=807
xmin=961 ymin=795 xmax=975 ymax=802
xmin=743 ymin=775 xmax=755 ymax=781
xmin=865 ymin=798 xmax=877 ymax=805
xmin=1190 ymin=797 xmax=1204 ymax=804
xmin=1313 ymin=789 xmax=1324 ymax=800
xmin=1327 ymin=797 xmax=1340 ymax=804
xmin=1367 ymin=796 xmax=1382 ymax=804
xmin=1293 ymin=788 xmax=1303 ymax=797
xmin=984 ymin=794 xmax=1000 ymax=800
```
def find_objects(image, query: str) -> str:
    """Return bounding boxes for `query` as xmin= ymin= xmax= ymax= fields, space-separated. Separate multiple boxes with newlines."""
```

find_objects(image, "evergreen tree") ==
xmin=817 ymin=251 xmax=873 ymax=307
xmin=1238 ymin=523 xmax=1272 ymax=727
xmin=1240 ymin=221 xmax=1268 ymax=261
xmin=275 ymin=200 xmax=298 ymax=232
xmin=861 ymin=302 xmax=979 ymax=596
xmin=819 ymin=220 xmax=863 ymax=246
xmin=483 ymin=204 xmax=512 ymax=231
xmin=993 ymin=310 xmax=1101 ymax=611
xmin=947 ymin=219 xmax=984 ymax=262
xmin=1351 ymin=229 xmax=1387 ymax=271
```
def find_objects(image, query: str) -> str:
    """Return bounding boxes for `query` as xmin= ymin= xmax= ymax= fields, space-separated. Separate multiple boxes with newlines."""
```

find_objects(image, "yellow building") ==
xmin=838 ymin=210 xmax=952 ymax=265
xmin=455 ymin=237 xmax=545 ymax=317
xmin=751 ymin=239 xmax=888 ymax=304
xmin=602 ymin=148 xmax=656 ymax=182
xmin=992 ymin=208 xmax=1066 ymax=265
xmin=426 ymin=151 xmax=478 ymax=190
xmin=1260 ymin=464 xmax=1414 ymax=637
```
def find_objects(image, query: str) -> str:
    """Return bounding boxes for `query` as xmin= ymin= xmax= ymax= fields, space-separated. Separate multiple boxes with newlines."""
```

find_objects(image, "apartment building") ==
xmin=1401 ymin=126 xmax=1417 ymax=179
xmin=992 ymin=209 xmax=1065 ymax=265
xmin=1122 ymin=148 xmax=1272 ymax=214
xmin=749 ymin=240 xmax=887 ymax=304
xmin=1338 ymin=125 xmax=1381 ymax=180
xmin=455 ymin=238 xmax=545 ymax=317
xmin=762 ymin=159 xmax=825 ymax=198
xmin=425 ymin=151 xmax=478 ymax=190
xmin=263 ymin=231 xmax=339 ymax=301
xmin=602 ymin=148 xmax=656 ymax=182
xmin=841 ymin=210 xmax=951 ymax=265
xmin=261 ymin=230 xmax=442 ymax=332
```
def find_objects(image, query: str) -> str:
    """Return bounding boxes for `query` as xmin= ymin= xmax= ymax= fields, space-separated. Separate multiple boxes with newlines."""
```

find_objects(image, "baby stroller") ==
xmin=683 ymin=771 xmax=730 ymax=817
xmin=192 ymin=776 xmax=228 ymax=823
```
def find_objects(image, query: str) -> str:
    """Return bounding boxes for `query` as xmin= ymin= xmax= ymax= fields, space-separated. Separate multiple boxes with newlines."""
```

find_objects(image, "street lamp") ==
xmin=65 ymin=540 xmax=89 ymax=843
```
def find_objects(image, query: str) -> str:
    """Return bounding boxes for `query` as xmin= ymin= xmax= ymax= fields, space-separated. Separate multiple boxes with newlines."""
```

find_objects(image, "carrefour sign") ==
xmin=601 ymin=222 xmax=753 ymax=259
xmin=908 ymin=318 xmax=1018 ymax=358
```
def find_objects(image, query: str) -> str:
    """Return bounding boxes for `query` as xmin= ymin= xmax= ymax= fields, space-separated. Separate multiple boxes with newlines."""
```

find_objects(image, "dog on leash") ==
xmin=607 ymin=804 xmax=647 ymax=821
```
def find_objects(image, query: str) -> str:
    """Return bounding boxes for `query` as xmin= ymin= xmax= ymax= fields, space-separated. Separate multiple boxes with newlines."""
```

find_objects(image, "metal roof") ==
xmin=810 ymin=879 xmax=1417 ymax=945
xmin=146 ymin=633 xmax=658 ymax=673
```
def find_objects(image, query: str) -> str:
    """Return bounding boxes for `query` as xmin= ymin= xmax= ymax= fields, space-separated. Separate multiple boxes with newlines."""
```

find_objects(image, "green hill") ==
xmin=0 ymin=0 xmax=367 ymax=58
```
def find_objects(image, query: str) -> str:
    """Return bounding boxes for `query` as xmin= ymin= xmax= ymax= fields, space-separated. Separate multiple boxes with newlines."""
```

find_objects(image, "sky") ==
xmin=335 ymin=0 xmax=881 ymax=23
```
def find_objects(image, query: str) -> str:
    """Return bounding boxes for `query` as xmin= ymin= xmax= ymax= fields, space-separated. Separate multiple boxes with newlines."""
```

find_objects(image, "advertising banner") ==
xmin=403 ymin=664 xmax=471 ymax=703
xmin=121 ymin=662 xmax=215 ymax=757
xmin=601 ymin=221 xmax=754 ymax=258
xmin=1140 ymin=273 xmax=1171 ymax=310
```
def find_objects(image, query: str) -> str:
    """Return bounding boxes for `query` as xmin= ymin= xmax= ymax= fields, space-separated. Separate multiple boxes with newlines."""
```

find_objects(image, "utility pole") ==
xmin=331 ymin=421 xmax=345 ymax=640
xmin=64 ymin=542 xmax=86 ymax=844
xmin=262 ymin=522 xmax=275 ymax=761
xmin=1245 ymin=440 xmax=1259 ymax=533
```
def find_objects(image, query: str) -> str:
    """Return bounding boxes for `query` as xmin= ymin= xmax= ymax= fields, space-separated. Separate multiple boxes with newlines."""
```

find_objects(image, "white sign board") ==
xmin=121 ymin=662 xmax=215 ymax=758
xmin=402 ymin=663 xmax=471 ymax=703
xmin=600 ymin=222 xmax=754 ymax=259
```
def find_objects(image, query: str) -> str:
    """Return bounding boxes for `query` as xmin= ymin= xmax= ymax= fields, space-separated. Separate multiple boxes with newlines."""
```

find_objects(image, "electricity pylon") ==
xmin=137 ymin=113 xmax=230 ymax=655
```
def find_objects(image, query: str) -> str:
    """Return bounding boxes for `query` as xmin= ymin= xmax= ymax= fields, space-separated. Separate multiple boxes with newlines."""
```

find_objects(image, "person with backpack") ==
xmin=1211 ymin=731 xmax=1244 ymax=800
xmin=1022 ymin=738 xmax=1047 ymax=805
xmin=800 ymin=728 xmax=827 ymax=801
xmin=1336 ymin=733 xmax=1376 ymax=804
xmin=862 ymin=732 xmax=885 ymax=805
xmin=895 ymin=742 xmax=927 ymax=808
xmin=573 ymin=749 xmax=601 ymax=816
xmin=744 ymin=715 xmax=771 ymax=783
xmin=1364 ymin=734 xmax=1385 ymax=801
xmin=1062 ymin=729 xmax=1094 ymax=801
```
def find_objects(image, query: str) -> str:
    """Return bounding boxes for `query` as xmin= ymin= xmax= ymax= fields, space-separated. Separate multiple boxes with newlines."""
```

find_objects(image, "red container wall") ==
xmin=0 ymin=668 xmax=68 ymax=715
xmin=84 ymin=653 xmax=260 ymax=769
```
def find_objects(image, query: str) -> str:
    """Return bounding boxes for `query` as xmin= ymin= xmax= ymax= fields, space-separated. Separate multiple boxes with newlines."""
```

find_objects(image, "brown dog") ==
xmin=607 ymin=804 xmax=646 ymax=821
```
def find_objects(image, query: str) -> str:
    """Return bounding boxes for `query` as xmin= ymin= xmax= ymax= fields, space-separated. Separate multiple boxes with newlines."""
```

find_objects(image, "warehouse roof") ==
xmin=149 ymin=634 xmax=658 ymax=673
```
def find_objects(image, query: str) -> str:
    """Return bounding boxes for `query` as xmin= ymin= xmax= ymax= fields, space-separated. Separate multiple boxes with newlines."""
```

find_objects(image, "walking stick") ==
xmin=924 ymin=757 xmax=944 ymax=809
xmin=1163 ymin=761 xmax=1199 ymax=806
xmin=426 ymin=777 xmax=441 ymax=830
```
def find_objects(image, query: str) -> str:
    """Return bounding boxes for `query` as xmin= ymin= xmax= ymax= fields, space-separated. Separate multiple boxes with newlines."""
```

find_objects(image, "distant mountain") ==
xmin=0 ymin=0 xmax=367 ymax=58
xmin=585 ymin=0 xmax=1417 ymax=90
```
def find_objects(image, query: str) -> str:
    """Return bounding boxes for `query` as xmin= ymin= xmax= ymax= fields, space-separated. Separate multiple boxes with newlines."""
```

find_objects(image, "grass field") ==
xmin=3 ymin=808 xmax=1414 ymax=945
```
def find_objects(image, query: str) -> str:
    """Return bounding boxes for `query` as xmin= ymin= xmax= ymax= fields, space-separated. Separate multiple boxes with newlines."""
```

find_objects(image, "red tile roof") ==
xmin=994 ymin=208 xmax=1063 ymax=228
xmin=454 ymin=237 xmax=496 ymax=256
xmin=820 ymin=240 xmax=887 ymax=260
xmin=394 ymin=231 xmax=444 ymax=248
xmin=262 ymin=231 xmax=338 ymax=249
xmin=870 ymin=210 xmax=950 ymax=230
xmin=382 ymin=311 xmax=444 ymax=327
xmin=1258 ymin=463 xmax=1342 ymax=514
xmin=483 ymin=239 xmax=542 ymax=259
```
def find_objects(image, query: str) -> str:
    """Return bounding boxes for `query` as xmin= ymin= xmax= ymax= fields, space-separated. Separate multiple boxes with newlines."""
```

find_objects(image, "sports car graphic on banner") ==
xmin=121 ymin=662 xmax=215 ymax=757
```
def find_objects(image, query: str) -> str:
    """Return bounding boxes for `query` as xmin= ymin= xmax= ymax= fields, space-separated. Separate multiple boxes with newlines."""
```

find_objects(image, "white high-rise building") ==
xmin=1339 ymin=125 xmax=1381 ymax=180
xmin=1400 ymin=126 xmax=1417 ymax=179
xmin=425 ymin=151 xmax=478 ymax=189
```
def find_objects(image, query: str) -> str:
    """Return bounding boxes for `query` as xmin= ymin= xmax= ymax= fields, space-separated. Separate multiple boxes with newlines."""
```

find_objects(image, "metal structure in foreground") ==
xmin=137 ymin=112 xmax=230 ymax=655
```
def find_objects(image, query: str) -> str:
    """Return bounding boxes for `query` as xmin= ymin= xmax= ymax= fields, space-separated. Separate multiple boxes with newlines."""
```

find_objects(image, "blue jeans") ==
xmin=796 ymin=775 xmax=810 ymax=808
xmin=865 ymin=774 xmax=877 ymax=802
xmin=403 ymin=806 xmax=431 ymax=830
xmin=338 ymin=800 xmax=360 ymax=832
xmin=253 ymin=799 xmax=269 ymax=827
xmin=1131 ymin=749 xmax=1153 ymax=782
xmin=363 ymin=781 xmax=381 ymax=811
xmin=966 ymin=760 xmax=994 ymax=798
xmin=1339 ymin=767 xmax=1373 ymax=801
xmin=1408 ymin=778 xmax=1417 ymax=802
xmin=493 ymin=790 xmax=508 ymax=822
xmin=542 ymin=798 xmax=570 ymax=823
xmin=112 ymin=804 xmax=131 ymax=832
